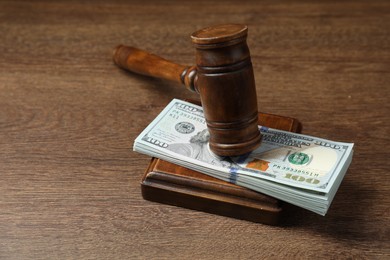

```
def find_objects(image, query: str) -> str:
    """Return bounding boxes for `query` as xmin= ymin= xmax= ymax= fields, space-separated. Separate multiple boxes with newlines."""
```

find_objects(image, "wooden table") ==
xmin=1 ymin=0 xmax=389 ymax=259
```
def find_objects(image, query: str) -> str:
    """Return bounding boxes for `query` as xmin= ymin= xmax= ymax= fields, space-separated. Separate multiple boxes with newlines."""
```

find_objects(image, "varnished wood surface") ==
xmin=0 ymin=0 xmax=389 ymax=259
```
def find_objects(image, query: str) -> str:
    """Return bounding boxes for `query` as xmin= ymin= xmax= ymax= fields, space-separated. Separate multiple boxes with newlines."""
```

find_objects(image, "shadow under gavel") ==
xmin=113 ymin=24 xmax=262 ymax=157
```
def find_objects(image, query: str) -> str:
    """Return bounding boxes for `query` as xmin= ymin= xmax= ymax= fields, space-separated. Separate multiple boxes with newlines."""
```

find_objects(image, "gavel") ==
xmin=113 ymin=24 xmax=262 ymax=157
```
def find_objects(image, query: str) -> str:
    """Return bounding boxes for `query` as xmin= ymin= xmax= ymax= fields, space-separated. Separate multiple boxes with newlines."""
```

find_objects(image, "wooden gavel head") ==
xmin=113 ymin=24 xmax=262 ymax=156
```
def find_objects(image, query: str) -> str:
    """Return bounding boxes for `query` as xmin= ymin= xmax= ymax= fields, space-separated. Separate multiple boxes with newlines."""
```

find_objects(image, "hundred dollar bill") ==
xmin=230 ymin=126 xmax=353 ymax=193
xmin=134 ymin=99 xmax=354 ymax=215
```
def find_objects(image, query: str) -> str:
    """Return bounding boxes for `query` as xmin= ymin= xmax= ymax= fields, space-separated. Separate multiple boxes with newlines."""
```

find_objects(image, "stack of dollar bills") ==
xmin=134 ymin=99 xmax=354 ymax=215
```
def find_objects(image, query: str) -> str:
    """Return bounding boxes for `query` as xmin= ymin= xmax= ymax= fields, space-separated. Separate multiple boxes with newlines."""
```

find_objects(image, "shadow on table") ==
xmin=278 ymin=179 xmax=381 ymax=242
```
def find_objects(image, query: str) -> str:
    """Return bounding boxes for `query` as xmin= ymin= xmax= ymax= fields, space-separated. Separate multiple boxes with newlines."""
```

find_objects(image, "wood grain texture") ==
xmin=0 ymin=0 xmax=389 ymax=259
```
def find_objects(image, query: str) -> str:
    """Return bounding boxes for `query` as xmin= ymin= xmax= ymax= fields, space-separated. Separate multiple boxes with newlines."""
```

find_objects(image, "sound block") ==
xmin=141 ymin=110 xmax=301 ymax=225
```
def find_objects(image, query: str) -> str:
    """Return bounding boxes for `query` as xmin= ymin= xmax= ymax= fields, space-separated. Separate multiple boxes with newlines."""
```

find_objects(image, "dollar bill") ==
xmin=133 ymin=99 xmax=354 ymax=215
xmin=230 ymin=126 xmax=353 ymax=193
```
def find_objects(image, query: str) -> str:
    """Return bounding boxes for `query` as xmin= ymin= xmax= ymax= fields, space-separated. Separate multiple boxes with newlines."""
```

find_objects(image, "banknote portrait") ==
xmin=167 ymin=129 xmax=232 ymax=167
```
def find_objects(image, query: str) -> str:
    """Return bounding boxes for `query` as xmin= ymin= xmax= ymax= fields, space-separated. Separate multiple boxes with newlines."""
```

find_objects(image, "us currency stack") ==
xmin=133 ymin=99 xmax=354 ymax=215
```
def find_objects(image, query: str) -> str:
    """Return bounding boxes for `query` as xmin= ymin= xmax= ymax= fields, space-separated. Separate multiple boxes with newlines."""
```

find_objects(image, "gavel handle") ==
xmin=113 ymin=45 xmax=197 ymax=92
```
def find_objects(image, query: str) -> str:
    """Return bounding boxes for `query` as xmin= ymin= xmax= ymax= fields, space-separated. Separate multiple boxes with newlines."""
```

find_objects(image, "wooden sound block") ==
xmin=141 ymin=112 xmax=301 ymax=225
